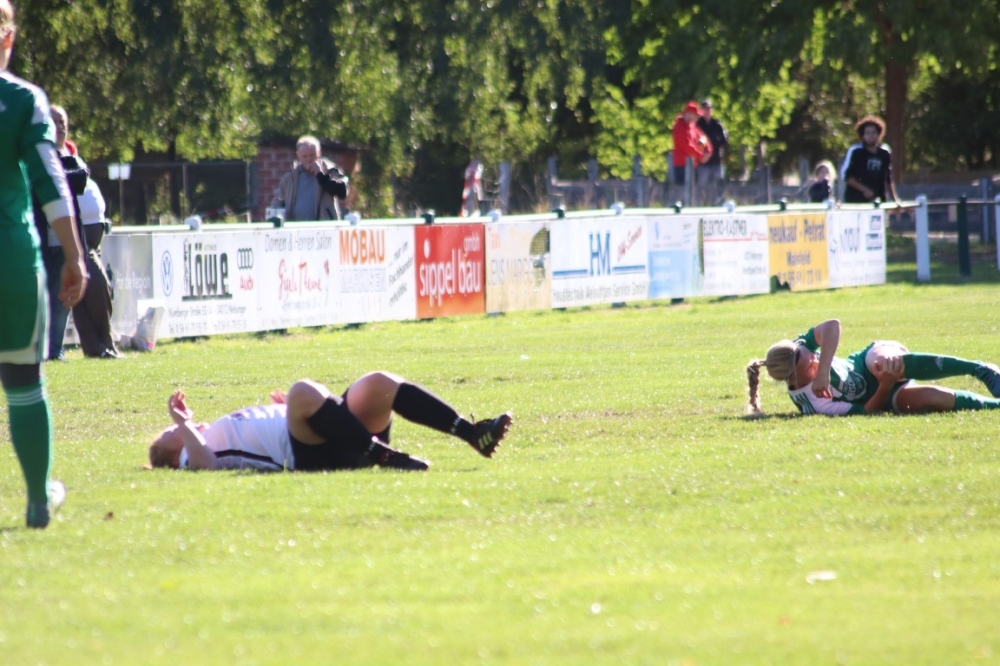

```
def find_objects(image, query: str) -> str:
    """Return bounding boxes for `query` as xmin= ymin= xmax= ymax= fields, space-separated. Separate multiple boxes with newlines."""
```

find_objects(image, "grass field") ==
xmin=3 ymin=245 xmax=1000 ymax=664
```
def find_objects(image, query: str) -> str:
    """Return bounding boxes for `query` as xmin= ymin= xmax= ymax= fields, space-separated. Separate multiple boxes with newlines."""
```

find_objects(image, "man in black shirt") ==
xmin=842 ymin=116 xmax=900 ymax=206
xmin=696 ymin=99 xmax=729 ymax=205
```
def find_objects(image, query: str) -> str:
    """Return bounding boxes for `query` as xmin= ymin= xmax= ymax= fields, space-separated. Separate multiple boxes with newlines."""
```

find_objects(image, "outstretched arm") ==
xmin=811 ymin=319 xmax=841 ymax=398
xmin=168 ymin=391 xmax=219 ymax=471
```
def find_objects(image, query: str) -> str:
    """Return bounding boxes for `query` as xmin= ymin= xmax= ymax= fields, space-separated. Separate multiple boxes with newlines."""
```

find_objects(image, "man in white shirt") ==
xmin=149 ymin=371 xmax=513 ymax=472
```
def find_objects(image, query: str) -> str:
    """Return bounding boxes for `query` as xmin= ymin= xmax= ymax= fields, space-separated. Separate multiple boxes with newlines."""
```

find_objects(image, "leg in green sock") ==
xmin=951 ymin=389 xmax=1000 ymax=412
xmin=5 ymin=382 xmax=52 ymax=505
xmin=903 ymin=353 xmax=981 ymax=381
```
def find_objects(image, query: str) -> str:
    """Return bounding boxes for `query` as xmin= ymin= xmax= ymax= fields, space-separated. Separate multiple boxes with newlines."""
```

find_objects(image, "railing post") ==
xmin=981 ymin=178 xmax=991 ymax=243
xmin=684 ymin=156 xmax=694 ymax=208
xmin=915 ymin=195 xmax=930 ymax=283
xmin=995 ymin=194 xmax=1000 ymax=272
xmin=957 ymin=195 xmax=971 ymax=279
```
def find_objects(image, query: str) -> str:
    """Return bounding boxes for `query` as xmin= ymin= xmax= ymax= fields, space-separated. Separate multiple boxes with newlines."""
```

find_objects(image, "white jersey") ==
xmin=180 ymin=404 xmax=293 ymax=471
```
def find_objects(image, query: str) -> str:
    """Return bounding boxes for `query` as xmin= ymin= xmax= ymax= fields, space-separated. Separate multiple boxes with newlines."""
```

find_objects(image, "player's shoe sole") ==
xmin=469 ymin=412 xmax=513 ymax=458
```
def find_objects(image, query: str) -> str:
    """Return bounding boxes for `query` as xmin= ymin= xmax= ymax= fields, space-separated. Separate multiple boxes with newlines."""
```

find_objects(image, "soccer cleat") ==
xmin=468 ymin=412 xmax=513 ymax=458
xmin=26 ymin=480 xmax=66 ymax=529
xmin=377 ymin=450 xmax=430 ymax=471
xmin=366 ymin=437 xmax=429 ymax=471
xmin=974 ymin=363 xmax=1000 ymax=398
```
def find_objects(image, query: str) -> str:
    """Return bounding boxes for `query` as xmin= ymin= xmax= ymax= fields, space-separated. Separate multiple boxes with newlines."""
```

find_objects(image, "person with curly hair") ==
xmin=842 ymin=116 xmax=901 ymax=206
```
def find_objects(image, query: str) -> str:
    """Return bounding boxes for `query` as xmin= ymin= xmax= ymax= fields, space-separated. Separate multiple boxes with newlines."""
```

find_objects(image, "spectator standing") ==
xmin=270 ymin=135 xmax=349 ymax=221
xmin=671 ymin=101 xmax=711 ymax=191
xmin=804 ymin=160 xmax=836 ymax=203
xmin=0 ymin=0 xmax=87 ymax=528
xmin=695 ymin=99 xmax=729 ymax=205
xmin=34 ymin=104 xmax=89 ymax=360
xmin=841 ymin=116 xmax=901 ymax=206
xmin=71 ymin=177 xmax=119 ymax=358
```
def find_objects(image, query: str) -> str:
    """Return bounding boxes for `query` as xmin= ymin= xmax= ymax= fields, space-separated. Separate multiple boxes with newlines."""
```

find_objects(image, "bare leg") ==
xmin=894 ymin=385 xmax=955 ymax=414
xmin=284 ymin=373 xmax=401 ymax=444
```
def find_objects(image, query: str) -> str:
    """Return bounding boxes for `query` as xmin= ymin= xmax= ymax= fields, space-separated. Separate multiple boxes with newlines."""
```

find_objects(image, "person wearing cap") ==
xmin=671 ymin=101 xmax=712 ymax=191
xmin=695 ymin=99 xmax=729 ymax=205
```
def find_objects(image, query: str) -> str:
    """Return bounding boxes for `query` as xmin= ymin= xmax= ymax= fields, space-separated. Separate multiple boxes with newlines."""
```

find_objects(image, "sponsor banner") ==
xmin=700 ymin=214 xmax=771 ymax=296
xmin=254 ymin=228 xmax=338 ymax=329
xmin=550 ymin=216 xmax=649 ymax=307
xmin=333 ymin=226 xmax=417 ymax=323
xmin=153 ymin=232 xmax=261 ymax=337
xmin=414 ymin=224 xmax=485 ymax=319
xmin=827 ymin=210 xmax=886 ymax=288
xmin=647 ymin=215 xmax=701 ymax=299
xmin=767 ymin=212 xmax=830 ymax=291
xmin=65 ymin=233 xmax=154 ymax=345
xmin=485 ymin=220 xmax=552 ymax=313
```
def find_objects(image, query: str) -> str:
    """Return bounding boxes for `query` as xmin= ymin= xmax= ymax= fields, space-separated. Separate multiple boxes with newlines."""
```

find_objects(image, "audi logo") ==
xmin=236 ymin=247 xmax=254 ymax=270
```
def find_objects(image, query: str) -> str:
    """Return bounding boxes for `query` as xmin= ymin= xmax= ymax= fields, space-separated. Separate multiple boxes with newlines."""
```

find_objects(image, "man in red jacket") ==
xmin=671 ymin=101 xmax=712 ymax=189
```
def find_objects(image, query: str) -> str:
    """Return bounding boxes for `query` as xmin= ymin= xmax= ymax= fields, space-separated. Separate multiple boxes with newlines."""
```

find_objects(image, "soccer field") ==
xmin=3 ymin=275 xmax=1000 ymax=664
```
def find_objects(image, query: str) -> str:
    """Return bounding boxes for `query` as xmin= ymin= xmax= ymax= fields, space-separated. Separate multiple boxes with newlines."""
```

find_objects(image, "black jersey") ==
xmin=843 ymin=144 xmax=892 ymax=203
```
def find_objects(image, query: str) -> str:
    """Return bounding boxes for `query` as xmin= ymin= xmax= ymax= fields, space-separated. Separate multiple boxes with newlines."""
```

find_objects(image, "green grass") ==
xmin=3 ymin=245 xmax=1000 ymax=664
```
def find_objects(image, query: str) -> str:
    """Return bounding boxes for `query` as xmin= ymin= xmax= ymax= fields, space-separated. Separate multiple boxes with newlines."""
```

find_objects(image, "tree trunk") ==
xmin=884 ymin=60 xmax=908 ymax=184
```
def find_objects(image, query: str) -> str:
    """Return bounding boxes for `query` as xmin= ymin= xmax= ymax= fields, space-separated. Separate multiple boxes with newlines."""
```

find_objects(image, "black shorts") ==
xmin=287 ymin=390 xmax=393 ymax=472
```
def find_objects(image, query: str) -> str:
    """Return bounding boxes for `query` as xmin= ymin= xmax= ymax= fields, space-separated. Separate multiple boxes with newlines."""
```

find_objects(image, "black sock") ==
xmin=393 ymin=382 xmax=476 ymax=442
xmin=305 ymin=398 xmax=376 ymax=456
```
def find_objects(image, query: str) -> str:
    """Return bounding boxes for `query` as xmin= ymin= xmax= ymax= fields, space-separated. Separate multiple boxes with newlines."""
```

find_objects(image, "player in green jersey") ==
xmin=746 ymin=319 xmax=1000 ymax=416
xmin=1 ymin=0 xmax=87 ymax=528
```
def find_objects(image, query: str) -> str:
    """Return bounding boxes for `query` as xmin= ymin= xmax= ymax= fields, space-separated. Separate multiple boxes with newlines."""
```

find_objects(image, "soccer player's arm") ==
xmin=167 ymin=391 xmax=220 ymax=471
xmin=809 ymin=320 xmax=841 ymax=398
xmin=863 ymin=356 xmax=904 ymax=414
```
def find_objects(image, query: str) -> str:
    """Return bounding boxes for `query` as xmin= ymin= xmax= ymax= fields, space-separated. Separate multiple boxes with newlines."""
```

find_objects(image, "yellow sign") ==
xmin=767 ymin=212 xmax=829 ymax=291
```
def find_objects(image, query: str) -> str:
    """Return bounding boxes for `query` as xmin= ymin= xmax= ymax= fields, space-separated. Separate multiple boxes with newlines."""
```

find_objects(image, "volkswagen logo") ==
xmin=161 ymin=251 xmax=173 ymax=296
xmin=236 ymin=247 xmax=254 ymax=270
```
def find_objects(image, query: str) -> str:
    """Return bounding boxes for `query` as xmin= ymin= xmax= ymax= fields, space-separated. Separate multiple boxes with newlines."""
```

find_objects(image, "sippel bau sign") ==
xmin=414 ymin=224 xmax=485 ymax=319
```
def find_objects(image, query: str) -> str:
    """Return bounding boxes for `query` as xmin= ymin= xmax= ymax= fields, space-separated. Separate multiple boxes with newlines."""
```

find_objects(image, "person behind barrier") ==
xmin=804 ymin=160 xmax=836 ymax=203
xmin=0 ymin=0 xmax=88 ymax=528
xmin=32 ymin=105 xmax=89 ymax=360
xmin=270 ymin=135 xmax=349 ymax=221
xmin=746 ymin=319 xmax=1000 ymax=416
xmin=841 ymin=116 xmax=901 ymax=207
xmin=148 ymin=371 xmax=513 ymax=472
xmin=71 ymin=177 xmax=119 ymax=358
xmin=695 ymin=99 xmax=729 ymax=205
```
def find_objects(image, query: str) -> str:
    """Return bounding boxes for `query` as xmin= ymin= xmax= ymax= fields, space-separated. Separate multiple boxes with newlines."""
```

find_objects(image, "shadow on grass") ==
xmin=721 ymin=413 xmax=803 ymax=422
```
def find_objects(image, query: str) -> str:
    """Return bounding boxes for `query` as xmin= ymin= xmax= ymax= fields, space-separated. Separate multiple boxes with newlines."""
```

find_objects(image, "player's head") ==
xmin=746 ymin=340 xmax=811 ymax=413
xmin=0 ymin=0 xmax=16 ymax=72
xmin=854 ymin=116 xmax=885 ymax=145
xmin=149 ymin=426 xmax=183 ymax=469
xmin=50 ymin=105 xmax=68 ymax=150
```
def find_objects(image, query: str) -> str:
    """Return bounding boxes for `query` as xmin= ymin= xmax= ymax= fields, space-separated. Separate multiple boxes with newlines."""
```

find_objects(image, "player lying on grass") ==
xmin=746 ymin=319 xmax=1000 ymax=416
xmin=148 ymin=371 xmax=512 ymax=471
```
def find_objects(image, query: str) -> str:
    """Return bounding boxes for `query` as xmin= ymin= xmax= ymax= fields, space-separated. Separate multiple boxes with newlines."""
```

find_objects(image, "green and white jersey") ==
xmin=0 ymin=71 xmax=73 ymax=355
xmin=787 ymin=327 xmax=877 ymax=416
xmin=0 ymin=71 xmax=73 ymax=271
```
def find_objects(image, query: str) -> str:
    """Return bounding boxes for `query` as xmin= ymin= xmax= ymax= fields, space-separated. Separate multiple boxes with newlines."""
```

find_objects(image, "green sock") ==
xmin=903 ymin=354 xmax=980 ymax=380
xmin=952 ymin=390 xmax=1000 ymax=411
xmin=5 ymin=382 xmax=52 ymax=504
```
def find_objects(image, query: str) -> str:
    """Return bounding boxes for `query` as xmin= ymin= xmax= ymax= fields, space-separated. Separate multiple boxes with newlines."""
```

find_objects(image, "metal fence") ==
xmin=90 ymin=161 xmax=255 ymax=225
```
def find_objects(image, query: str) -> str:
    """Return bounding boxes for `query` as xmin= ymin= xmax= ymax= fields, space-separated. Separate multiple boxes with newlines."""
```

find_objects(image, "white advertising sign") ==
xmin=700 ymin=214 xmax=771 ymax=296
xmin=827 ymin=210 xmax=887 ymax=288
xmin=253 ymin=228 xmax=338 ymax=329
xmin=485 ymin=220 xmax=552 ymax=313
xmin=646 ymin=214 xmax=701 ymax=299
xmin=153 ymin=232 xmax=260 ymax=337
xmin=331 ymin=226 xmax=417 ymax=323
xmin=550 ymin=216 xmax=649 ymax=308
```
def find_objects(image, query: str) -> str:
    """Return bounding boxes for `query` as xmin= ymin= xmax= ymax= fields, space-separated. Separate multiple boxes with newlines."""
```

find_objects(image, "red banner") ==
xmin=414 ymin=224 xmax=485 ymax=319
